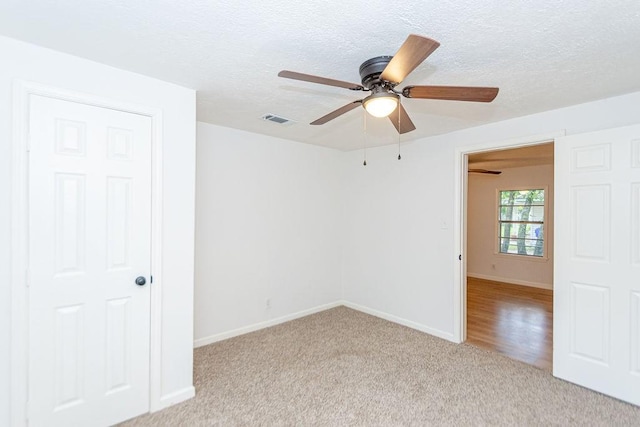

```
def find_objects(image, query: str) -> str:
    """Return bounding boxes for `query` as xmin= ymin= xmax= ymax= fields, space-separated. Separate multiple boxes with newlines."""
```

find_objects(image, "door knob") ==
xmin=135 ymin=276 xmax=147 ymax=286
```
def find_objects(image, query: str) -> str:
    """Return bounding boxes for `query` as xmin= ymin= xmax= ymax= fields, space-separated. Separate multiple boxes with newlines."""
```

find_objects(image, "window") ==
xmin=498 ymin=189 xmax=545 ymax=257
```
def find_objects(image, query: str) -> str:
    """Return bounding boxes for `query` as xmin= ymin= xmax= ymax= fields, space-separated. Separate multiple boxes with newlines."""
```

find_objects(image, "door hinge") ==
xmin=25 ymin=269 xmax=30 ymax=288
xmin=150 ymin=275 xmax=153 ymax=284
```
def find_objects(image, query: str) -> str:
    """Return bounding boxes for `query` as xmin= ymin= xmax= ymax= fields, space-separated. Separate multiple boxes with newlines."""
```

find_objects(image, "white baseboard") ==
xmin=467 ymin=273 xmax=553 ymax=290
xmin=193 ymin=301 xmax=343 ymax=348
xmin=156 ymin=386 xmax=195 ymax=411
xmin=341 ymin=301 xmax=456 ymax=343
xmin=193 ymin=300 xmax=456 ymax=350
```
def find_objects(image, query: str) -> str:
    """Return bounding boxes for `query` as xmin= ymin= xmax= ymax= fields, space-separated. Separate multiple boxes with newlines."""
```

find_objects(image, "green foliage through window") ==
xmin=498 ymin=189 xmax=544 ymax=257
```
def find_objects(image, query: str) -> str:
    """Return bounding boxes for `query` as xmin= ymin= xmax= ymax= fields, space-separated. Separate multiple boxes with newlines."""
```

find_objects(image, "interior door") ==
xmin=554 ymin=124 xmax=640 ymax=405
xmin=28 ymin=94 xmax=152 ymax=426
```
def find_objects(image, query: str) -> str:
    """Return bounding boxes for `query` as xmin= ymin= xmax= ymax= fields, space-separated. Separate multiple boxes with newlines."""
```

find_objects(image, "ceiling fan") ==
xmin=468 ymin=168 xmax=502 ymax=175
xmin=278 ymin=34 xmax=499 ymax=134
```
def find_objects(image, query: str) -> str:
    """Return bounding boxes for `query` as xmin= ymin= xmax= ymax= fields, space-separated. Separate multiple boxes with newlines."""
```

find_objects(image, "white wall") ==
xmin=467 ymin=164 xmax=554 ymax=289
xmin=0 ymin=36 xmax=196 ymax=424
xmin=194 ymin=123 xmax=343 ymax=345
xmin=342 ymin=91 xmax=640 ymax=340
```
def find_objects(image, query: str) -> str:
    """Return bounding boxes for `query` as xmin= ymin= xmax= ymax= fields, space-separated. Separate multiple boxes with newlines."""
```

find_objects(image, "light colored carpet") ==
xmin=124 ymin=306 xmax=640 ymax=426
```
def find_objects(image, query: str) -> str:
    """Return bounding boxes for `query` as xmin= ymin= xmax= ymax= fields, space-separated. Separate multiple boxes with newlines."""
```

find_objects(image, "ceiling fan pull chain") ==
xmin=397 ymin=99 xmax=402 ymax=160
xmin=363 ymin=109 xmax=367 ymax=166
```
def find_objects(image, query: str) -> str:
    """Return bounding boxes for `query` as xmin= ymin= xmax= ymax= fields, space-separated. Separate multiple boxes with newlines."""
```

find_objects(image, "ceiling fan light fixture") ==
xmin=277 ymin=34 xmax=498 ymax=134
xmin=363 ymin=91 xmax=399 ymax=118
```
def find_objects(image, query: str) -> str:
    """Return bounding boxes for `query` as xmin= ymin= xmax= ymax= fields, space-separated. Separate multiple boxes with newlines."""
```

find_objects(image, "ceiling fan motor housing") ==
xmin=359 ymin=55 xmax=393 ymax=89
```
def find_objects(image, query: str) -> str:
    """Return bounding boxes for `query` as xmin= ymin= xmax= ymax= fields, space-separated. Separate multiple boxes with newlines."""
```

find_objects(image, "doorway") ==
xmin=460 ymin=141 xmax=555 ymax=370
xmin=11 ymin=82 xmax=165 ymax=427
xmin=28 ymin=95 xmax=152 ymax=425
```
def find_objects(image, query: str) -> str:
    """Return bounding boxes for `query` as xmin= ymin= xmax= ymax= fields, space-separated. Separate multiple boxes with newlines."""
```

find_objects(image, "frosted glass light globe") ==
xmin=363 ymin=93 xmax=399 ymax=118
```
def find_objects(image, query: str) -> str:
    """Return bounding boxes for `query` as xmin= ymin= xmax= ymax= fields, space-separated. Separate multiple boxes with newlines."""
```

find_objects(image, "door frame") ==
xmin=452 ymin=130 xmax=565 ymax=343
xmin=10 ymin=80 xmax=165 ymax=425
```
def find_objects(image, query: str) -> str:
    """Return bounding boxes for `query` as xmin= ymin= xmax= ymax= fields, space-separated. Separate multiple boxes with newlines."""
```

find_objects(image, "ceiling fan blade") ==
xmin=469 ymin=168 xmax=502 ymax=175
xmin=278 ymin=70 xmax=364 ymax=91
xmin=387 ymin=103 xmax=416 ymax=134
xmin=380 ymin=35 xmax=440 ymax=84
xmin=310 ymin=101 xmax=363 ymax=125
xmin=403 ymin=85 xmax=499 ymax=102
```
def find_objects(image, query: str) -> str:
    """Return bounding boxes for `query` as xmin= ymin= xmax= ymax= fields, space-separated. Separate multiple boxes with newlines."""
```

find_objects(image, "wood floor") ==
xmin=466 ymin=277 xmax=553 ymax=371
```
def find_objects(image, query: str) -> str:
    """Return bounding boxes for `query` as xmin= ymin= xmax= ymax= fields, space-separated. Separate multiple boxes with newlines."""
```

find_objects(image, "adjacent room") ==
xmin=466 ymin=143 xmax=554 ymax=371
xmin=2 ymin=1 xmax=640 ymax=425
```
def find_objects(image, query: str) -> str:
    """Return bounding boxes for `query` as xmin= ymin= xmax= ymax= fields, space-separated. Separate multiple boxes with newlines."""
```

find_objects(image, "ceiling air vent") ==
xmin=261 ymin=114 xmax=295 ymax=125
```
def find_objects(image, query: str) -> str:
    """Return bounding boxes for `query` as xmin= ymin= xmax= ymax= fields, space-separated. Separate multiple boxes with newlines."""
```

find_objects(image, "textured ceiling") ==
xmin=1 ymin=1 xmax=639 ymax=151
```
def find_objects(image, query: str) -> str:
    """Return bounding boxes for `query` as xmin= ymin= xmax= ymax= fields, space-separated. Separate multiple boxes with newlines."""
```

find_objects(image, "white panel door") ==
xmin=554 ymin=124 xmax=640 ymax=405
xmin=28 ymin=95 xmax=152 ymax=426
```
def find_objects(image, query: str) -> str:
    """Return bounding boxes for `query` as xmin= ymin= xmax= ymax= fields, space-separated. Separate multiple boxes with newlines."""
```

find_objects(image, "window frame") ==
xmin=494 ymin=186 xmax=549 ymax=261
